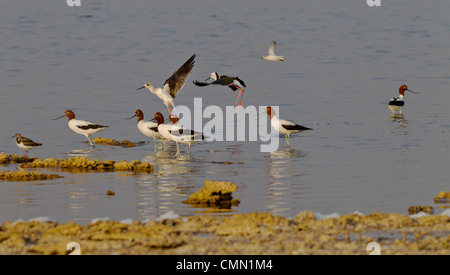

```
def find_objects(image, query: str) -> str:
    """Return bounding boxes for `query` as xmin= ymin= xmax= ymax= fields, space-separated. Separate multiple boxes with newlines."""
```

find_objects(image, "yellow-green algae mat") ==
xmin=84 ymin=137 xmax=136 ymax=147
xmin=0 ymin=152 xmax=153 ymax=174
xmin=183 ymin=180 xmax=240 ymax=209
xmin=0 ymin=170 xmax=62 ymax=181
xmin=0 ymin=211 xmax=449 ymax=255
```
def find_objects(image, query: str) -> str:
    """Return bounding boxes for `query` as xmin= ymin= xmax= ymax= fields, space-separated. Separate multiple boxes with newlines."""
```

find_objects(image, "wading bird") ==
xmin=266 ymin=106 xmax=312 ymax=147
xmin=388 ymin=85 xmax=419 ymax=116
xmin=137 ymin=54 xmax=196 ymax=115
xmin=13 ymin=133 xmax=42 ymax=157
xmin=193 ymin=72 xmax=246 ymax=108
xmin=54 ymin=110 xmax=108 ymax=147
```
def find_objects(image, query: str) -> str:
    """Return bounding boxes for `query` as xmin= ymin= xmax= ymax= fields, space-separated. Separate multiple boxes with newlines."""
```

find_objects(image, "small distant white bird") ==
xmin=54 ymin=110 xmax=109 ymax=147
xmin=266 ymin=106 xmax=312 ymax=147
xmin=13 ymin=133 xmax=42 ymax=157
xmin=262 ymin=41 xmax=285 ymax=62
xmin=137 ymin=54 xmax=196 ymax=116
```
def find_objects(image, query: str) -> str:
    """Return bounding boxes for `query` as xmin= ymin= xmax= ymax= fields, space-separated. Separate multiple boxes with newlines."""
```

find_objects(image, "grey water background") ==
xmin=1 ymin=0 xmax=450 ymax=224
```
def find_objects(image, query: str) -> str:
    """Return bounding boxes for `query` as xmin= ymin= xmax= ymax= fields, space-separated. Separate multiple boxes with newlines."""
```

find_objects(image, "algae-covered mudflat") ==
xmin=1 ymin=154 xmax=449 ymax=255
xmin=0 ymin=211 xmax=449 ymax=255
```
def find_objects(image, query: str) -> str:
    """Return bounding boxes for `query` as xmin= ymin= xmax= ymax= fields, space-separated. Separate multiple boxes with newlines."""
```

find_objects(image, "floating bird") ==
xmin=128 ymin=109 xmax=162 ymax=151
xmin=154 ymin=112 xmax=204 ymax=155
xmin=193 ymin=72 xmax=246 ymax=108
xmin=388 ymin=85 xmax=419 ymax=116
xmin=262 ymin=41 xmax=285 ymax=62
xmin=13 ymin=133 xmax=42 ymax=157
xmin=137 ymin=54 xmax=196 ymax=115
xmin=54 ymin=110 xmax=108 ymax=146
xmin=266 ymin=106 xmax=312 ymax=147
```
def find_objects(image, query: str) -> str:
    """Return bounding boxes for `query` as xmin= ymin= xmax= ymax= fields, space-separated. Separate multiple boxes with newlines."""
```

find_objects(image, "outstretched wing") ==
xmin=268 ymin=41 xmax=277 ymax=55
xmin=193 ymin=80 xmax=211 ymax=87
xmin=163 ymin=54 xmax=196 ymax=99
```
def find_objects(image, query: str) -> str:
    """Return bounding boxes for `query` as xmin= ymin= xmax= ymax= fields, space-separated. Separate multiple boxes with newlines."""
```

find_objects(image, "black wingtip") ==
xmin=187 ymin=54 xmax=196 ymax=63
xmin=193 ymin=80 xmax=209 ymax=87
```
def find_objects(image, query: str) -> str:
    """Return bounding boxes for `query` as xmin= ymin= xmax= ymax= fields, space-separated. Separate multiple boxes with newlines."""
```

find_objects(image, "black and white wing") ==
xmin=163 ymin=54 xmax=196 ymax=99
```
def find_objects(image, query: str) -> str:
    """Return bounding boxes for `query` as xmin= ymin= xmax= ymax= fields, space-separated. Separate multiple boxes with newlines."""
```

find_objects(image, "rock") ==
xmin=408 ymin=206 xmax=434 ymax=215
xmin=183 ymin=180 xmax=240 ymax=208
xmin=0 ymin=170 xmax=62 ymax=181
xmin=434 ymin=191 xmax=450 ymax=203
xmin=20 ymin=157 xmax=153 ymax=173
xmin=86 ymin=137 xmax=136 ymax=147
xmin=295 ymin=211 xmax=317 ymax=223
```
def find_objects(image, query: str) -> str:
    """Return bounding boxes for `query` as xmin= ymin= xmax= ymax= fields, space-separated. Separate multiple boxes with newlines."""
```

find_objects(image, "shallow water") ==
xmin=1 ymin=0 xmax=450 ymax=224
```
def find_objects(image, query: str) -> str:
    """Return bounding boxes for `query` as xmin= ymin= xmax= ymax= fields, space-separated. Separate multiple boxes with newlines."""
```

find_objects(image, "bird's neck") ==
xmin=146 ymin=84 xmax=157 ymax=94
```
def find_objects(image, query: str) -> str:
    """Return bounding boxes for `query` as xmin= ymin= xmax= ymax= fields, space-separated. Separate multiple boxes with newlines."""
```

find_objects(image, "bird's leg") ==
xmin=238 ymin=89 xmax=245 ymax=106
xmin=234 ymin=89 xmax=243 ymax=109
xmin=24 ymin=150 xmax=29 ymax=158
xmin=285 ymin=134 xmax=291 ymax=147
xmin=187 ymin=144 xmax=191 ymax=154
xmin=176 ymin=142 xmax=180 ymax=155
xmin=153 ymin=137 xmax=157 ymax=152
xmin=168 ymin=102 xmax=176 ymax=116
xmin=86 ymin=134 xmax=95 ymax=147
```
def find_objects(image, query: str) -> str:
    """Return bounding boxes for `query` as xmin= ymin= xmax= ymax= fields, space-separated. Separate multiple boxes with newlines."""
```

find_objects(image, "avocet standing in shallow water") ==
xmin=193 ymin=72 xmax=246 ymax=108
xmin=128 ymin=109 xmax=162 ymax=151
xmin=54 ymin=110 xmax=109 ymax=147
xmin=266 ymin=106 xmax=312 ymax=147
xmin=154 ymin=112 xmax=204 ymax=155
xmin=137 ymin=54 xmax=196 ymax=116
xmin=13 ymin=133 xmax=42 ymax=157
xmin=388 ymin=84 xmax=419 ymax=116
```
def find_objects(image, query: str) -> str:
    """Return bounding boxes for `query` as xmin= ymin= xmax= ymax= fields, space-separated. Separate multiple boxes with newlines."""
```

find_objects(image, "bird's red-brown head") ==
xmin=266 ymin=106 xmax=275 ymax=119
xmin=154 ymin=112 xmax=165 ymax=125
xmin=398 ymin=84 xmax=419 ymax=96
xmin=399 ymin=85 xmax=408 ymax=96
xmin=169 ymin=114 xmax=179 ymax=124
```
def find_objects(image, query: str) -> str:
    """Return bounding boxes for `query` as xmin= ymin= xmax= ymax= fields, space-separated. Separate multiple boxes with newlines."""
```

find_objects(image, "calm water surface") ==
xmin=1 ymin=0 xmax=450 ymax=224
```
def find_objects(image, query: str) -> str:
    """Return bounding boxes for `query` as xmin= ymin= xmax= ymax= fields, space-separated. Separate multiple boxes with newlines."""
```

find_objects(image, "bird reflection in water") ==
xmin=267 ymin=149 xmax=307 ymax=179
xmin=265 ymin=149 xmax=307 ymax=216
xmin=67 ymin=147 xmax=102 ymax=158
xmin=142 ymin=150 xmax=196 ymax=176
xmin=390 ymin=115 xmax=409 ymax=136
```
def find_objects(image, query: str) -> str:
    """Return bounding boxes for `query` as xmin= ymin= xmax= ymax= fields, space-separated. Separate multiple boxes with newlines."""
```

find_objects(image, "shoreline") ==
xmin=1 ymin=211 xmax=449 ymax=255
